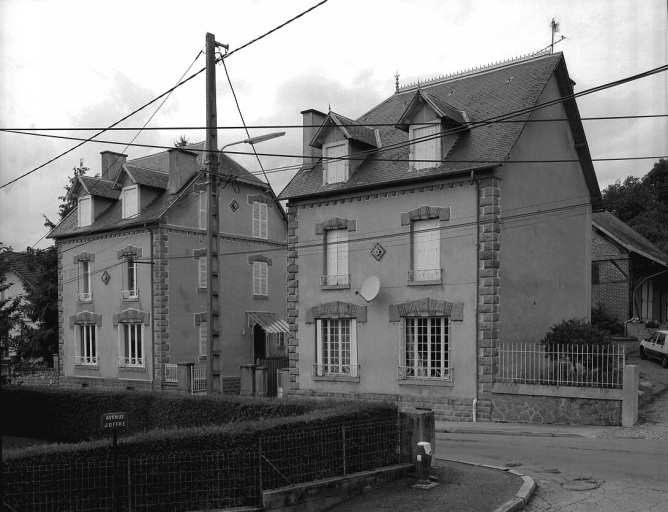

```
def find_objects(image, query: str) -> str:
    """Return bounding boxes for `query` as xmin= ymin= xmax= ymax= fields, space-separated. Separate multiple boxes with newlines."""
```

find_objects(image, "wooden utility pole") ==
xmin=205 ymin=32 xmax=221 ymax=394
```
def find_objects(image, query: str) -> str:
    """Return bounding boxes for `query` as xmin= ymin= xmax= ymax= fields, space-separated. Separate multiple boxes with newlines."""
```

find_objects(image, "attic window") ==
xmin=323 ymin=141 xmax=349 ymax=185
xmin=409 ymin=124 xmax=441 ymax=171
xmin=78 ymin=196 xmax=92 ymax=227
xmin=122 ymin=185 xmax=139 ymax=219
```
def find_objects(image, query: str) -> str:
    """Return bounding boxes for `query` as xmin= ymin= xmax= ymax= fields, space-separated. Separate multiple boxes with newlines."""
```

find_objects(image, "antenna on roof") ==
xmin=551 ymin=17 xmax=560 ymax=53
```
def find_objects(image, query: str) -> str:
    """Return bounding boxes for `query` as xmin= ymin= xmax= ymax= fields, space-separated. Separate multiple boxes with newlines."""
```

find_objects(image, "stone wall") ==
xmin=10 ymin=369 xmax=60 ymax=388
xmin=491 ymin=392 xmax=622 ymax=426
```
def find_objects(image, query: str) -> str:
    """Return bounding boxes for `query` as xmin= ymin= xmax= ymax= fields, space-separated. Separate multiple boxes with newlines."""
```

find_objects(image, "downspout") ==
xmin=146 ymin=223 xmax=155 ymax=391
xmin=472 ymin=170 xmax=480 ymax=422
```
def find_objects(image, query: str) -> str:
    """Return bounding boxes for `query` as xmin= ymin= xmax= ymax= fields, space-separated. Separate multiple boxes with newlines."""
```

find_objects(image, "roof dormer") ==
xmin=68 ymin=176 xmax=120 ymax=228
xmin=396 ymin=90 xmax=470 ymax=171
xmin=310 ymin=112 xmax=377 ymax=186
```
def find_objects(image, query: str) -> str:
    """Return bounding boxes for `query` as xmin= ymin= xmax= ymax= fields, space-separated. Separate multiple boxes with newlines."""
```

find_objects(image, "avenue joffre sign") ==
xmin=101 ymin=412 xmax=127 ymax=429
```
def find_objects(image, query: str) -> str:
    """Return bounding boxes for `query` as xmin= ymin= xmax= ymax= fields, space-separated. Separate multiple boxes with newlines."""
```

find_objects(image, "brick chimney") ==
xmin=301 ymin=109 xmax=326 ymax=169
xmin=167 ymin=148 xmax=199 ymax=194
xmin=100 ymin=151 xmax=127 ymax=181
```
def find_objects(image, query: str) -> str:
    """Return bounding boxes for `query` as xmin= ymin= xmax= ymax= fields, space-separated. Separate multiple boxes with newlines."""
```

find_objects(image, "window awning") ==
xmin=247 ymin=311 xmax=289 ymax=334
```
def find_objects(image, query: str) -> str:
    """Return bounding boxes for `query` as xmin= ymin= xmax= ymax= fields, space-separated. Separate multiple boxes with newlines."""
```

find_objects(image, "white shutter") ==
xmin=253 ymin=202 xmax=267 ymax=238
xmin=199 ymin=322 xmax=207 ymax=357
xmin=199 ymin=192 xmax=207 ymax=230
xmin=316 ymin=319 xmax=323 ymax=371
xmin=78 ymin=197 xmax=91 ymax=227
xmin=260 ymin=203 xmax=268 ymax=239
xmin=253 ymin=261 xmax=261 ymax=294
xmin=198 ymin=257 xmax=207 ymax=288
xmin=338 ymin=230 xmax=348 ymax=279
xmin=123 ymin=186 xmax=138 ymax=218
xmin=260 ymin=262 xmax=268 ymax=295
xmin=326 ymin=230 xmax=339 ymax=279
xmin=412 ymin=125 xmax=440 ymax=170
xmin=414 ymin=219 xmax=440 ymax=279
xmin=324 ymin=142 xmax=348 ymax=184
xmin=350 ymin=319 xmax=358 ymax=376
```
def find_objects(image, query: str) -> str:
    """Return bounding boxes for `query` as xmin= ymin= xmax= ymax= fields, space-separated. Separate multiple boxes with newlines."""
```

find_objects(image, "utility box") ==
xmin=240 ymin=364 xmax=256 ymax=396
xmin=416 ymin=441 xmax=432 ymax=484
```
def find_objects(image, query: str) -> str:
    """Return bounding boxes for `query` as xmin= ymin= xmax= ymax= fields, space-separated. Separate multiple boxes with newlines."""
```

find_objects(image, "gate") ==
xmin=255 ymin=357 xmax=289 ymax=397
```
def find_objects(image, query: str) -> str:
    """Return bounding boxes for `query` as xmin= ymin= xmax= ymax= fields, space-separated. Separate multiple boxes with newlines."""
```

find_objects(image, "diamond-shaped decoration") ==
xmin=229 ymin=199 xmax=240 ymax=213
xmin=101 ymin=271 xmax=111 ymax=285
xmin=370 ymin=242 xmax=387 ymax=262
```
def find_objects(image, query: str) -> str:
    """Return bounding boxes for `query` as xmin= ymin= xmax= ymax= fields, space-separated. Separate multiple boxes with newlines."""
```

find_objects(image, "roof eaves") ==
xmin=593 ymin=222 xmax=668 ymax=267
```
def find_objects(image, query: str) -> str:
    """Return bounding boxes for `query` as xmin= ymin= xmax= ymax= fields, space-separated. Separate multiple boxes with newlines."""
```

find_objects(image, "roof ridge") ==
xmin=397 ymin=49 xmax=554 ymax=93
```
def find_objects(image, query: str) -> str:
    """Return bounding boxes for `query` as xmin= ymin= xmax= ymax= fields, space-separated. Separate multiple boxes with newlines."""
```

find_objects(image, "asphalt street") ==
xmin=436 ymin=432 xmax=668 ymax=511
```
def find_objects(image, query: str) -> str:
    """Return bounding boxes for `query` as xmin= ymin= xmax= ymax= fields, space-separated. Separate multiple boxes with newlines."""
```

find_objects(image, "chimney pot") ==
xmin=100 ymin=151 xmax=127 ymax=181
xmin=301 ymin=109 xmax=326 ymax=169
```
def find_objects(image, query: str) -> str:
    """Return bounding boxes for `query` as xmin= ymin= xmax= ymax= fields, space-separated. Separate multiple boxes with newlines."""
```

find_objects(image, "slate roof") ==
xmin=3 ymin=251 xmax=41 ymax=290
xmin=48 ymin=141 xmax=267 ymax=240
xmin=78 ymin=177 xmax=120 ymax=199
xmin=593 ymin=211 xmax=668 ymax=266
xmin=279 ymin=52 xmax=600 ymax=202
xmin=311 ymin=112 xmax=377 ymax=149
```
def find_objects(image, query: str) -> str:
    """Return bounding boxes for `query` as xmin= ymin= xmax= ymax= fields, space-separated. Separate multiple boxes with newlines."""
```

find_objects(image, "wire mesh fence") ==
xmin=497 ymin=342 xmax=625 ymax=388
xmin=3 ymin=419 xmax=405 ymax=511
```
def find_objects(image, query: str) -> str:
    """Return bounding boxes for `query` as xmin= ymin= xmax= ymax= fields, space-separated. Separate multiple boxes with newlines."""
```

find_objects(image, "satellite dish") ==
xmin=357 ymin=276 xmax=380 ymax=302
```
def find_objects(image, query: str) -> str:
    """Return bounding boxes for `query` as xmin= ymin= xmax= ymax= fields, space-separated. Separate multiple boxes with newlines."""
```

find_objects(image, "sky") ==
xmin=1 ymin=0 xmax=666 ymax=250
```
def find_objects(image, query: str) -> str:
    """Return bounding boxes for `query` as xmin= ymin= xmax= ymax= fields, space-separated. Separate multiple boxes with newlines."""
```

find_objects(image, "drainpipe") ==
xmin=472 ymin=170 xmax=480 ymax=422
xmin=146 ymin=223 xmax=155 ymax=391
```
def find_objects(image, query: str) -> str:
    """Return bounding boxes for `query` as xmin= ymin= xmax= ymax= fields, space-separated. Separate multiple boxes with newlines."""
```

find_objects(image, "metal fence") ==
xmin=164 ymin=363 xmax=178 ymax=383
xmin=497 ymin=342 xmax=625 ymax=388
xmin=191 ymin=366 xmax=206 ymax=394
xmin=3 ymin=419 xmax=404 ymax=511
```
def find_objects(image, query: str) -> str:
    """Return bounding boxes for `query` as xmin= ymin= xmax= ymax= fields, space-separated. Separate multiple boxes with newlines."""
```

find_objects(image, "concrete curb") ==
xmin=437 ymin=458 xmax=537 ymax=512
xmin=439 ymin=427 xmax=584 ymax=438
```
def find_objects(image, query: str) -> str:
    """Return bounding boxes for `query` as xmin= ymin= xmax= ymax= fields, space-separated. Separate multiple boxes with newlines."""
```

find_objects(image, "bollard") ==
xmin=416 ymin=441 xmax=432 ymax=484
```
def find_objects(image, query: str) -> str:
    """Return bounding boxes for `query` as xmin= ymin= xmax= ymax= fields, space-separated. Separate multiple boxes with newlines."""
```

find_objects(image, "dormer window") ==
xmin=409 ymin=123 xmax=441 ymax=171
xmin=323 ymin=141 xmax=349 ymax=184
xmin=122 ymin=185 xmax=139 ymax=219
xmin=78 ymin=196 xmax=92 ymax=227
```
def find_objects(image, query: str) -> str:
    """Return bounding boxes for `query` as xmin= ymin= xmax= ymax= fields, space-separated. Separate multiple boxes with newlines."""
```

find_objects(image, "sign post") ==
xmin=102 ymin=412 xmax=127 ymax=512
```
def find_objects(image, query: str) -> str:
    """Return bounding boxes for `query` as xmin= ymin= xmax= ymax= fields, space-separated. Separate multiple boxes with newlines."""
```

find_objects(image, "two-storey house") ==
xmin=48 ymin=143 xmax=288 ymax=393
xmin=278 ymin=51 xmax=602 ymax=421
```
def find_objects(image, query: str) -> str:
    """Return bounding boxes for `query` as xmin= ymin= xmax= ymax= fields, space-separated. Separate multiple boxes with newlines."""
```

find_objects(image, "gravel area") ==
xmin=595 ymin=388 xmax=668 ymax=440
xmin=323 ymin=462 xmax=522 ymax=512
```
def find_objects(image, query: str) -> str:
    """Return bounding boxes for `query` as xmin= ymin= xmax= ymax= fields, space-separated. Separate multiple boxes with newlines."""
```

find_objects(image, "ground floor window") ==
xmin=76 ymin=324 xmax=97 ymax=366
xmin=314 ymin=318 xmax=358 ymax=377
xmin=119 ymin=323 xmax=144 ymax=367
xmin=399 ymin=317 xmax=451 ymax=380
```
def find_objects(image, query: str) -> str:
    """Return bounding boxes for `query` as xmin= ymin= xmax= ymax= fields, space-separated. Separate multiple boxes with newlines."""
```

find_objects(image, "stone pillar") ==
xmin=153 ymin=229 xmax=170 ymax=387
xmin=622 ymin=364 xmax=639 ymax=427
xmin=254 ymin=366 xmax=268 ymax=397
xmin=240 ymin=364 xmax=256 ymax=396
xmin=399 ymin=408 xmax=435 ymax=463
xmin=477 ymin=178 xmax=501 ymax=422
xmin=286 ymin=204 xmax=300 ymax=391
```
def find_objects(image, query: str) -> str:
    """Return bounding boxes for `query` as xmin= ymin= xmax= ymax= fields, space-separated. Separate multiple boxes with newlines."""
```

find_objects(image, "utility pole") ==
xmin=205 ymin=32 xmax=222 ymax=394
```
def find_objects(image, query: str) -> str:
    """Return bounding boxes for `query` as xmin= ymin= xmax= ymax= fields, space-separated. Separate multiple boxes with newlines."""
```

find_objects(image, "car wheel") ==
xmin=662 ymin=356 xmax=668 ymax=369
xmin=640 ymin=347 xmax=648 ymax=360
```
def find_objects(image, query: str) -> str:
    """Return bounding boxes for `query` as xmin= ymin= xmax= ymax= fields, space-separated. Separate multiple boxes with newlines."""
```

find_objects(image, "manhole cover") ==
xmin=561 ymin=478 xmax=601 ymax=491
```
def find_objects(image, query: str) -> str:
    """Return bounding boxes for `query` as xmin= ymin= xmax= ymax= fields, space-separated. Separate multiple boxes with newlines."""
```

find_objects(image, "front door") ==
xmin=253 ymin=324 xmax=266 ymax=362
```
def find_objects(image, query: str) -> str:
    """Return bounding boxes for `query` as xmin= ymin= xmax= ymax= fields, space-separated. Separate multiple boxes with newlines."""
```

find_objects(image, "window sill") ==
xmin=121 ymin=297 xmax=139 ymax=302
xmin=118 ymin=366 xmax=147 ymax=373
xmin=407 ymin=279 xmax=443 ymax=287
xmin=74 ymin=364 xmax=99 ymax=370
xmin=253 ymin=294 xmax=269 ymax=300
xmin=198 ymin=355 xmax=207 ymax=361
xmin=313 ymin=375 xmax=360 ymax=383
xmin=398 ymin=379 xmax=454 ymax=387
xmin=196 ymin=286 xmax=207 ymax=292
xmin=77 ymin=299 xmax=93 ymax=304
xmin=321 ymin=284 xmax=351 ymax=290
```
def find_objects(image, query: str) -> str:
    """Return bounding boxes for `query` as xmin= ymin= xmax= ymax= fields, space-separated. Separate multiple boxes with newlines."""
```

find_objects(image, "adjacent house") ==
xmin=592 ymin=211 xmax=668 ymax=329
xmin=48 ymin=143 xmax=288 ymax=393
xmin=278 ymin=51 xmax=602 ymax=421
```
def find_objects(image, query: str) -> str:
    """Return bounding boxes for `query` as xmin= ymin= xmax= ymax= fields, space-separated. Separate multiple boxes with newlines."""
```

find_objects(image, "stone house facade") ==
xmin=48 ymin=144 xmax=287 ymax=392
xmin=279 ymin=51 xmax=601 ymax=421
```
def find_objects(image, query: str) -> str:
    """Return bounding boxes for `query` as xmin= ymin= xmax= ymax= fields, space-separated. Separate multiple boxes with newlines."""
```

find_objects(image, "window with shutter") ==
xmin=324 ymin=229 xmax=349 ymax=286
xmin=78 ymin=197 xmax=92 ymax=227
xmin=253 ymin=261 xmax=268 ymax=296
xmin=122 ymin=185 xmax=139 ymax=219
xmin=121 ymin=257 xmax=139 ymax=300
xmin=199 ymin=322 xmax=207 ymax=357
xmin=78 ymin=261 xmax=92 ymax=303
xmin=323 ymin=141 xmax=349 ymax=184
xmin=411 ymin=219 xmax=440 ymax=282
xmin=198 ymin=257 xmax=207 ymax=289
xmin=409 ymin=124 xmax=441 ymax=170
xmin=198 ymin=191 xmax=207 ymax=230
xmin=253 ymin=202 xmax=268 ymax=239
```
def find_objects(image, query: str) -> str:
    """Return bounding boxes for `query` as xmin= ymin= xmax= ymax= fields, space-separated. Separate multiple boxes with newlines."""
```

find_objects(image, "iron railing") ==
xmin=320 ymin=274 xmax=350 ymax=286
xmin=120 ymin=290 xmax=139 ymax=300
xmin=77 ymin=292 xmax=92 ymax=303
xmin=117 ymin=357 xmax=145 ymax=368
xmin=407 ymin=268 xmax=442 ymax=283
xmin=191 ymin=366 xmax=206 ymax=394
xmin=73 ymin=356 xmax=98 ymax=366
xmin=397 ymin=365 xmax=453 ymax=381
xmin=497 ymin=342 xmax=625 ymax=388
xmin=312 ymin=363 xmax=359 ymax=377
xmin=164 ymin=363 xmax=178 ymax=383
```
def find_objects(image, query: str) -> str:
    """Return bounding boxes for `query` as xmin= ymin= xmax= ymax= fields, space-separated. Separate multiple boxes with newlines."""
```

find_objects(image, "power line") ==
xmin=0 ymin=0 xmax=329 ymax=192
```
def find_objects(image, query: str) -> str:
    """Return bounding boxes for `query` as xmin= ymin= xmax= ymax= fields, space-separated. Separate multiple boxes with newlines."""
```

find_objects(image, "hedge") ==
xmin=1 ymin=385 xmax=324 ymax=443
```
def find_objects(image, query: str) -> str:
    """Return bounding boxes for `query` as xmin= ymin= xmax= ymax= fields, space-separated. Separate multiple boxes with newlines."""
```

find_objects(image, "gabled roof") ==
xmin=310 ymin=112 xmax=377 ymax=149
xmin=593 ymin=211 xmax=668 ymax=267
xmin=396 ymin=89 xmax=470 ymax=131
xmin=279 ymin=51 xmax=601 ymax=205
xmin=3 ymin=251 xmax=41 ymax=290
xmin=47 ymin=141 xmax=269 ymax=240
xmin=69 ymin=176 xmax=119 ymax=200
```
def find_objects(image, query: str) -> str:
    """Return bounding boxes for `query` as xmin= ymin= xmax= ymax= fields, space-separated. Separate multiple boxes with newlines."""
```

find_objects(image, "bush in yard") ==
xmin=591 ymin=304 xmax=625 ymax=336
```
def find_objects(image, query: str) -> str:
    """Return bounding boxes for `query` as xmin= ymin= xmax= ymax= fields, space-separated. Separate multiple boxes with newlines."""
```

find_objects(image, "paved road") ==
xmin=436 ymin=432 xmax=668 ymax=511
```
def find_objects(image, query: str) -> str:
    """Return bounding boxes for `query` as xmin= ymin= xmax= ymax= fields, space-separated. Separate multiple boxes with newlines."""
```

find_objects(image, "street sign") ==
xmin=101 ymin=412 xmax=127 ymax=429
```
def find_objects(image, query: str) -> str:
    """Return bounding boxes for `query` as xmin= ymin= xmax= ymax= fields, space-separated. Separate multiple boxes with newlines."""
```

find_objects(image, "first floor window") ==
xmin=400 ymin=317 xmax=451 ymax=380
xmin=76 ymin=324 xmax=97 ymax=365
xmin=410 ymin=218 xmax=441 ymax=282
xmin=78 ymin=261 xmax=92 ymax=302
xmin=122 ymin=257 xmax=138 ymax=300
xmin=323 ymin=228 xmax=349 ymax=286
xmin=253 ymin=261 xmax=268 ymax=296
xmin=315 ymin=318 xmax=358 ymax=377
xmin=119 ymin=323 xmax=144 ymax=367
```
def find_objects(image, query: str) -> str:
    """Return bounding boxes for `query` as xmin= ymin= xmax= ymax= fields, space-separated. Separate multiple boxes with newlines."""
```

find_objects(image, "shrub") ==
xmin=591 ymin=304 xmax=625 ymax=336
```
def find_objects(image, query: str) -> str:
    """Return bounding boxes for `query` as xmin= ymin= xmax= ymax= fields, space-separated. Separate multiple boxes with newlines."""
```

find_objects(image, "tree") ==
xmin=43 ymin=159 xmax=90 ymax=229
xmin=0 ymin=244 xmax=24 ymax=361
xmin=174 ymin=135 xmax=190 ymax=147
xmin=602 ymin=159 xmax=668 ymax=254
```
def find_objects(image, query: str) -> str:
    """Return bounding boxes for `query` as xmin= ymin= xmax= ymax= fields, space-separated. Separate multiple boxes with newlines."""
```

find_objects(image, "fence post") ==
xmin=622 ymin=364 xmax=639 ymax=427
xmin=342 ymin=426 xmax=347 ymax=476
xmin=258 ymin=438 xmax=263 ymax=493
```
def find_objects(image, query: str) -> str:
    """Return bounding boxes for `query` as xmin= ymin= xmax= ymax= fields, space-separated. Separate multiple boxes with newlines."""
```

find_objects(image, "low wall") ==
xmin=491 ymin=383 xmax=623 ymax=425
xmin=9 ymin=369 xmax=60 ymax=388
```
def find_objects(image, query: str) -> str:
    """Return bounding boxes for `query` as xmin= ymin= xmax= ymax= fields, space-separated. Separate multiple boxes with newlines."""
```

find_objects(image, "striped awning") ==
xmin=247 ymin=311 xmax=289 ymax=334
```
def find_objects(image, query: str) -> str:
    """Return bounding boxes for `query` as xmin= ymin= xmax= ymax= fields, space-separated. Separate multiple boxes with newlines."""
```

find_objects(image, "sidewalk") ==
xmin=436 ymin=420 xmax=612 ymax=438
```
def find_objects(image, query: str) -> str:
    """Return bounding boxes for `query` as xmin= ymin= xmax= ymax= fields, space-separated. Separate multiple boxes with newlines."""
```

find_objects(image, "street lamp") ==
xmin=206 ymin=130 xmax=285 ymax=394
